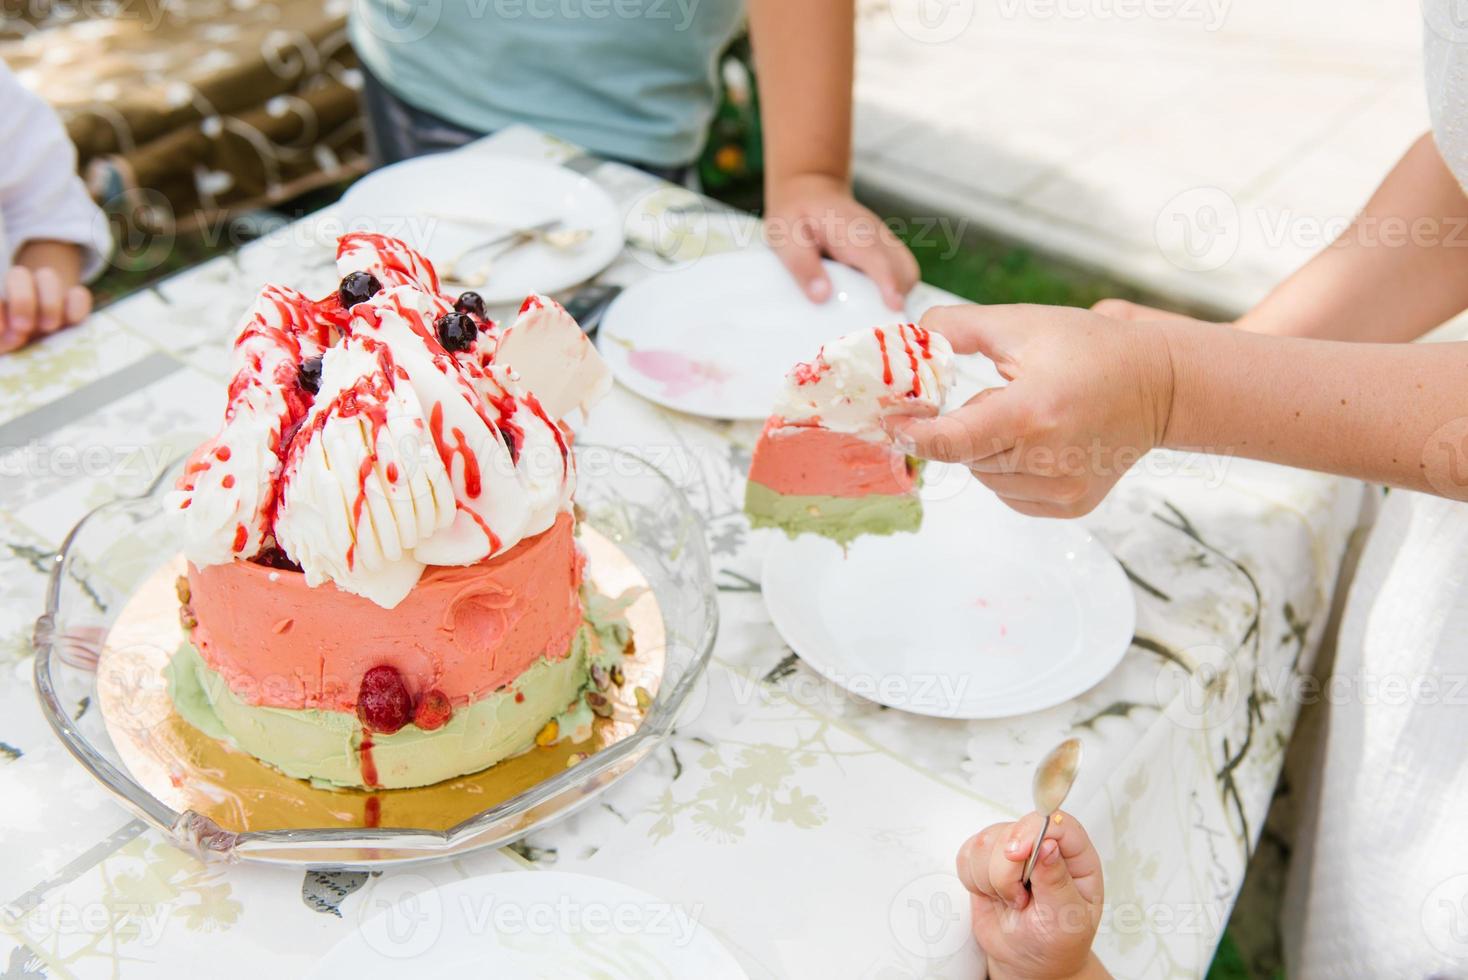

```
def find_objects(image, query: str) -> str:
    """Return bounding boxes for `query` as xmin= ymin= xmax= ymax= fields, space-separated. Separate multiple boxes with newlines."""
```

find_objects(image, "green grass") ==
xmin=893 ymin=219 xmax=1149 ymax=310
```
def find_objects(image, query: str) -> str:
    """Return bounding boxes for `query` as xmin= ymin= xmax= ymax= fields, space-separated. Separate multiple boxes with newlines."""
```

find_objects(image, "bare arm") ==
xmin=892 ymin=305 xmax=1468 ymax=519
xmin=1095 ymin=134 xmax=1468 ymax=343
xmin=1165 ymin=322 xmax=1468 ymax=496
xmin=746 ymin=0 xmax=854 ymax=192
xmin=746 ymin=0 xmax=919 ymax=309
xmin=1238 ymin=134 xmax=1468 ymax=341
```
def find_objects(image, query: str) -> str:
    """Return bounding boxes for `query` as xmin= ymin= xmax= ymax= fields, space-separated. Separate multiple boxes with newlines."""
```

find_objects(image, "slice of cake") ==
xmin=745 ymin=322 xmax=954 ymax=546
xmin=165 ymin=232 xmax=624 ymax=791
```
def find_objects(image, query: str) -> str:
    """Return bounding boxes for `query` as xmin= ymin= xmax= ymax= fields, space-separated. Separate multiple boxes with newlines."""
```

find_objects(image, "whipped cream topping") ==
xmin=170 ymin=232 xmax=610 ymax=608
xmin=774 ymin=323 xmax=954 ymax=437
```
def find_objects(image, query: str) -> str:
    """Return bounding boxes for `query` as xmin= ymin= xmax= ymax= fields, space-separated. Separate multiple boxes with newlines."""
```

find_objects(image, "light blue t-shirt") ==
xmin=350 ymin=0 xmax=747 ymax=166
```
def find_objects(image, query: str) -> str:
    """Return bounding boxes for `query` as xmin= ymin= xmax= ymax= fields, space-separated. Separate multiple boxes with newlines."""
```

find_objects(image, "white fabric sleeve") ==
xmin=0 ymin=60 xmax=114 ymax=283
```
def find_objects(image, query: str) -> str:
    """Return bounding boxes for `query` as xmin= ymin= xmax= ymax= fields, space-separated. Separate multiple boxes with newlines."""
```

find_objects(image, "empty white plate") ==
xmin=337 ymin=154 xmax=623 ymax=304
xmin=597 ymin=250 xmax=904 ymax=420
xmin=311 ymin=871 xmax=746 ymax=978
xmin=760 ymin=466 xmax=1134 ymax=719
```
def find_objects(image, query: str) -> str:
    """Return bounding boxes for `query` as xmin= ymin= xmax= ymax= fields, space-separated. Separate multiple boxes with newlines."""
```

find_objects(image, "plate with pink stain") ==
xmin=597 ymin=250 xmax=905 ymax=420
xmin=761 ymin=467 xmax=1135 ymax=719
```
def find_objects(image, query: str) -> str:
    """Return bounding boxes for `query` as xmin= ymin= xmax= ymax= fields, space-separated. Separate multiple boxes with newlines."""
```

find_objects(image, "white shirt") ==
xmin=1283 ymin=4 xmax=1468 ymax=975
xmin=0 ymin=59 xmax=112 ymax=285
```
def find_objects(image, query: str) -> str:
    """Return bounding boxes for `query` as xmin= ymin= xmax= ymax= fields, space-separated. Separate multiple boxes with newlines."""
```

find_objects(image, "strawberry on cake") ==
xmin=165 ymin=232 xmax=626 ymax=791
xmin=744 ymin=323 xmax=954 ymax=546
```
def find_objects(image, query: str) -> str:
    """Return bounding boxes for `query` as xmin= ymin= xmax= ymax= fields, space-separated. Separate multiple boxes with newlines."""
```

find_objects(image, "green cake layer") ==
xmin=167 ymin=633 xmax=593 ymax=790
xmin=166 ymin=588 xmax=640 ymax=791
xmin=744 ymin=480 xmax=923 ymax=547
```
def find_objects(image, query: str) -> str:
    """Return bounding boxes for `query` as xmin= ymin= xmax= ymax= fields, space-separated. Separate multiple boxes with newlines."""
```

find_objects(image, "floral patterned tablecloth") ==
xmin=0 ymin=126 xmax=1362 ymax=979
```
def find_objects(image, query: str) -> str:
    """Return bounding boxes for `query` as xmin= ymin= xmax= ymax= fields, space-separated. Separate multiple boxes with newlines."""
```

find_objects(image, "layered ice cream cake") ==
xmin=165 ymin=232 xmax=628 ymax=791
xmin=744 ymin=323 xmax=954 ymax=546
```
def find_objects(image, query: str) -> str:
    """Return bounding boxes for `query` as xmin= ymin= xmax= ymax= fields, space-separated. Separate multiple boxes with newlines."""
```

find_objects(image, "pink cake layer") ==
xmin=747 ymin=419 xmax=916 ymax=498
xmin=186 ymin=513 xmax=582 ymax=712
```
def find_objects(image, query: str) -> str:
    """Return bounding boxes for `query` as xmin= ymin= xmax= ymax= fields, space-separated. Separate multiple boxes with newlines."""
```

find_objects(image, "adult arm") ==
xmin=891 ymin=305 xmax=1468 ymax=518
xmin=1095 ymin=134 xmax=1468 ymax=343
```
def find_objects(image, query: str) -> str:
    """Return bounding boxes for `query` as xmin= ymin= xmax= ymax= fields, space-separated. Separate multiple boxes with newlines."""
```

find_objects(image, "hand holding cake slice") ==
xmin=744 ymin=322 xmax=955 ymax=546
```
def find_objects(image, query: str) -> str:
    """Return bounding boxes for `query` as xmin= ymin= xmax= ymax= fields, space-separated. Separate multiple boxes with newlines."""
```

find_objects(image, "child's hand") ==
xmin=765 ymin=172 xmax=920 ymax=311
xmin=956 ymin=810 xmax=1107 ymax=980
xmin=1 ymin=240 xmax=94 ymax=353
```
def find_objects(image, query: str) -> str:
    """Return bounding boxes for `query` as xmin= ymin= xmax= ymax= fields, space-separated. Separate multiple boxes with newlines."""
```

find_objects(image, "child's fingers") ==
xmin=0 ymin=306 xmax=18 ymax=354
xmin=63 ymin=286 xmax=93 ymax=326
xmin=1005 ymin=810 xmax=1104 ymax=906
xmin=1046 ymin=810 xmax=1105 ymax=904
xmin=5 ymin=267 xmax=37 ymax=342
xmin=990 ymin=812 xmax=1047 ymax=910
xmin=956 ymin=823 xmax=1011 ymax=898
xmin=1029 ymin=836 xmax=1082 ymax=906
xmin=33 ymin=267 xmax=63 ymax=335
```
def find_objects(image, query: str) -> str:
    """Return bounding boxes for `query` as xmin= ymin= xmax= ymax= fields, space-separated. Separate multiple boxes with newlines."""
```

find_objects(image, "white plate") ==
xmin=311 ymin=871 xmax=746 ymax=978
xmin=337 ymin=154 xmax=623 ymax=304
xmin=760 ymin=467 xmax=1134 ymax=719
xmin=597 ymin=250 xmax=903 ymax=420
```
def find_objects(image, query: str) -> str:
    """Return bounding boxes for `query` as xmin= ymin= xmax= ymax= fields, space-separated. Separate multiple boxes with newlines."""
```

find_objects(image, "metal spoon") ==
xmin=440 ymin=220 xmax=555 ymax=282
xmin=1021 ymin=737 xmax=1084 ymax=887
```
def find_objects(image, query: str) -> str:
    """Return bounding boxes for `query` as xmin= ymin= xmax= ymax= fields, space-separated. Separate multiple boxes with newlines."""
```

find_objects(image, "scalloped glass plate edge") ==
xmin=32 ymin=445 xmax=718 ymax=868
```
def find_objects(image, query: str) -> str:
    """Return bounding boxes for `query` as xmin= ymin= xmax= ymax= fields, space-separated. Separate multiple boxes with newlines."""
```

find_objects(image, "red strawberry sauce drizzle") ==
xmin=429 ymin=402 xmax=482 ymax=499
xmin=874 ymin=328 xmax=894 ymax=386
xmin=349 ymin=289 xmax=512 ymax=558
xmin=360 ymin=735 xmax=378 ymax=788
xmin=914 ymin=324 xmax=934 ymax=359
xmin=523 ymin=391 xmax=569 ymax=474
xmin=424 ymin=396 xmax=502 ymax=552
xmin=487 ymin=390 xmax=527 ymax=464
xmin=207 ymin=242 xmax=574 ymax=566
xmin=363 ymin=795 xmax=381 ymax=827
xmin=792 ymin=354 xmax=831 ymax=386
xmin=339 ymin=232 xmax=442 ymax=295
xmin=898 ymin=324 xmax=921 ymax=397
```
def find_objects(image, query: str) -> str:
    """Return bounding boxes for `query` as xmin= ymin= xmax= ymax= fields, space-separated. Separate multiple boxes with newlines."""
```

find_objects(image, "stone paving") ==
xmin=854 ymin=0 xmax=1428 ymax=315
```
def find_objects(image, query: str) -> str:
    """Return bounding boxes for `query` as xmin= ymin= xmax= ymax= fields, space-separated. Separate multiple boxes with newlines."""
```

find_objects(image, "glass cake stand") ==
xmin=32 ymin=446 xmax=718 ymax=867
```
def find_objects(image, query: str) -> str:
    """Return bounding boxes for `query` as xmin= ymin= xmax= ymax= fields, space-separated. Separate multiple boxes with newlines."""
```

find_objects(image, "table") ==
xmin=0 ymin=125 xmax=1362 ymax=978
